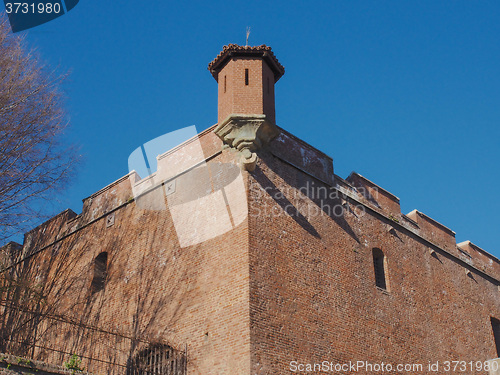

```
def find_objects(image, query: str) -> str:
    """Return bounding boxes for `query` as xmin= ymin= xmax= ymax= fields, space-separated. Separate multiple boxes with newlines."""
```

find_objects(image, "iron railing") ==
xmin=0 ymin=305 xmax=186 ymax=375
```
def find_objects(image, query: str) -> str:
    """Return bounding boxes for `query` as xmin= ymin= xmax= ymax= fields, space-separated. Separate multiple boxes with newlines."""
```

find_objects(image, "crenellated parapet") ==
xmin=346 ymin=172 xmax=401 ymax=218
xmin=457 ymin=240 xmax=500 ymax=279
xmin=405 ymin=209 xmax=456 ymax=253
xmin=0 ymin=241 xmax=22 ymax=270
xmin=21 ymin=209 xmax=77 ymax=258
xmin=338 ymin=171 xmax=499 ymax=280
xmin=80 ymin=171 xmax=139 ymax=222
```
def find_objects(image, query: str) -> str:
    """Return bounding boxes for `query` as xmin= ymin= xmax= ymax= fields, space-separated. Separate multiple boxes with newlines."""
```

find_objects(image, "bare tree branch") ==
xmin=0 ymin=15 xmax=79 ymax=243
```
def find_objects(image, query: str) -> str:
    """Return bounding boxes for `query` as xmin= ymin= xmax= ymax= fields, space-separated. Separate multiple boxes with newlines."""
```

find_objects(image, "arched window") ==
xmin=91 ymin=252 xmax=108 ymax=294
xmin=372 ymin=248 xmax=388 ymax=290
xmin=127 ymin=344 xmax=186 ymax=375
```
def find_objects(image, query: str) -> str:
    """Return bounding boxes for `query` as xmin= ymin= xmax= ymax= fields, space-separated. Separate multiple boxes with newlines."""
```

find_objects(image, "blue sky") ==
xmin=11 ymin=1 xmax=500 ymax=256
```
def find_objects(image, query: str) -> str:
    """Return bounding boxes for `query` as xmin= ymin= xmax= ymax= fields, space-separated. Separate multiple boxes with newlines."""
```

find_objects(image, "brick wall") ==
xmin=3 ymin=45 xmax=500 ymax=375
xmin=3 ymin=123 xmax=500 ymax=374
xmin=217 ymin=57 xmax=275 ymax=124
xmin=0 ymin=129 xmax=251 ymax=375
xmin=247 ymin=134 xmax=500 ymax=374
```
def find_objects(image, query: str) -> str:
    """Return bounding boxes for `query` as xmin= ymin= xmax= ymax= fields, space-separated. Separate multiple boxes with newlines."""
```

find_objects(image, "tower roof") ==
xmin=208 ymin=44 xmax=285 ymax=83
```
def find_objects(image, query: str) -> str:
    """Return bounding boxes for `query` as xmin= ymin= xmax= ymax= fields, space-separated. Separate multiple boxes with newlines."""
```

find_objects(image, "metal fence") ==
xmin=0 ymin=306 xmax=186 ymax=375
xmin=126 ymin=344 xmax=186 ymax=375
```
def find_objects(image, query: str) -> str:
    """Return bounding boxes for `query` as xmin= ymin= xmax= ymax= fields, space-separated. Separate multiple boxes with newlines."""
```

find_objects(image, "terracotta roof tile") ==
xmin=208 ymin=44 xmax=285 ymax=82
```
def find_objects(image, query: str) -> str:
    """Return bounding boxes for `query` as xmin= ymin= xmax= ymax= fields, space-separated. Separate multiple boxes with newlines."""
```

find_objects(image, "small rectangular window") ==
xmin=224 ymin=75 xmax=226 ymax=93
xmin=492 ymin=318 xmax=500 ymax=357
xmin=245 ymin=69 xmax=249 ymax=85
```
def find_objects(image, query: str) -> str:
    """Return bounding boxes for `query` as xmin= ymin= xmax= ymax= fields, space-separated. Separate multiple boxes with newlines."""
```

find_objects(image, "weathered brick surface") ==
xmin=1 ymin=129 xmax=251 ymax=375
xmin=406 ymin=209 xmax=457 ymax=253
xmin=458 ymin=241 xmax=500 ymax=277
xmin=247 ymin=134 xmax=500 ymax=374
xmin=269 ymin=130 xmax=334 ymax=186
xmin=346 ymin=172 xmax=401 ymax=218
xmin=2 ymin=44 xmax=500 ymax=375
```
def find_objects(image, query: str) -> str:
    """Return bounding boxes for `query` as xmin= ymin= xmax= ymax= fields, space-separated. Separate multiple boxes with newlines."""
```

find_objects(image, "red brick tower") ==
xmin=208 ymin=44 xmax=285 ymax=125
xmin=209 ymin=45 xmax=285 ymax=171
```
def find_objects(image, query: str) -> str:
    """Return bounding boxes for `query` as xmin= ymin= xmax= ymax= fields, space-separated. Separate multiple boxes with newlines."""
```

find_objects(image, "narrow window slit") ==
xmin=91 ymin=252 xmax=108 ymax=294
xmin=491 ymin=317 xmax=500 ymax=357
xmin=372 ymin=248 xmax=387 ymax=290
